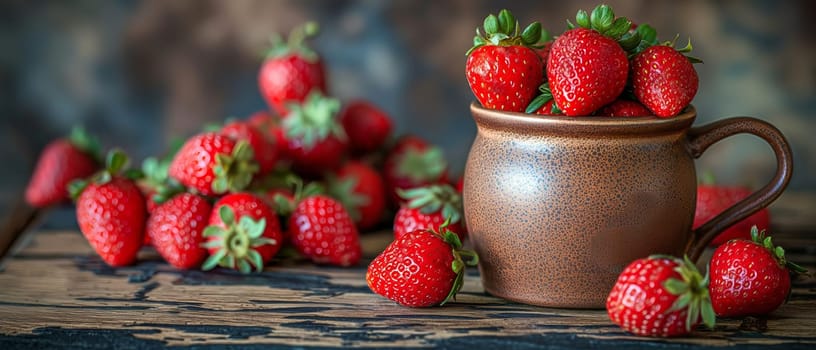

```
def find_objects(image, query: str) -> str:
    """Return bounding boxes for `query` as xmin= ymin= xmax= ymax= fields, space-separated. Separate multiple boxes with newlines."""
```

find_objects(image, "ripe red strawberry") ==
xmin=282 ymin=92 xmax=348 ymax=177
xmin=258 ymin=22 xmax=327 ymax=116
xmin=146 ymin=193 xmax=212 ymax=269
xmin=597 ymin=99 xmax=653 ymax=117
xmin=366 ymin=226 xmax=479 ymax=307
xmin=221 ymin=121 xmax=278 ymax=175
xmin=394 ymin=184 xmax=466 ymax=241
xmin=465 ymin=9 xmax=544 ymax=112
xmin=327 ymin=161 xmax=387 ymax=231
xmin=168 ymin=132 xmax=258 ymax=196
xmin=631 ymin=44 xmax=700 ymax=117
xmin=26 ymin=127 xmax=101 ymax=208
xmin=694 ymin=184 xmax=770 ymax=246
xmin=72 ymin=150 xmax=146 ymax=267
xmin=288 ymin=195 xmax=362 ymax=266
xmin=339 ymin=100 xmax=393 ymax=154
xmin=383 ymin=136 xmax=448 ymax=205
xmin=547 ymin=5 xmax=632 ymax=116
xmin=606 ymin=255 xmax=715 ymax=337
xmin=709 ymin=227 xmax=807 ymax=317
xmin=202 ymin=193 xmax=283 ymax=273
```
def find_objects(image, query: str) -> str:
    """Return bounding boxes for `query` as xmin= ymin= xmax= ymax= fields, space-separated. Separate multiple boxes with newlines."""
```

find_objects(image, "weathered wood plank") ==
xmin=0 ymin=230 xmax=814 ymax=349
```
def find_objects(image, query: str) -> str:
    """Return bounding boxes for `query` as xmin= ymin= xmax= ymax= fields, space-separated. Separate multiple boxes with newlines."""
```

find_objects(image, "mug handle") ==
xmin=684 ymin=117 xmax=793 ymax=262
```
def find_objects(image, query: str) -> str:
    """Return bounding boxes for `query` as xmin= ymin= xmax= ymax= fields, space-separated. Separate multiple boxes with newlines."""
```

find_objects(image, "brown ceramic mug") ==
xmin=463 ymin=103 xmax=793 ymax=309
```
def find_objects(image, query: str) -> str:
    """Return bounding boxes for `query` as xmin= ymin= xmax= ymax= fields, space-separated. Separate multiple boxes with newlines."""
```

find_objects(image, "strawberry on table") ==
xmin=465 ymin=9 xmax=545 ymax=113
xmin=694 ymin=182 xmax=770 ymax=246
xmin=631 ymin=43 xmax=700 ymax=117
xmin=202 ymin=192 xmax=283 ymax=274
xmin=383 ymin=135 xmax=448 ymax=205
xmin=709 ymin=226 xmax=807 ymax=318
xmin=327 ymin=161 xmax=387 ymax=231
xmin=547 ymin=5 xmax=634 ymax=116
xmin=367 ymin=224 xmax=479 ymax=307
xmin=26 ymin=127 xmax=101 ymax=208
xmin=259 ymin=22 xmax=327 ymax=117
xmin=168 ymin=132 xmax=259 ymax=197
xmin=394 ymin=184 xmax=466 ymax=241
xmin=606 ymin=255 xmax=715 ymax=337
xmin=339 ymin=100 xmax=393 ymax=154
xmin=71 ymin=150 xmax=146 ymax=267
xmin=146 ymin=193 xmax=212 ymax=269
xmin=282 ymin=92 xmax=348 ymax=177
xmin=288 ymin=195 xmax=362 ymax=267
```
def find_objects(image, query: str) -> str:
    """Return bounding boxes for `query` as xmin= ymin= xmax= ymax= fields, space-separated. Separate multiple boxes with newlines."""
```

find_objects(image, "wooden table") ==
xmin=1 ymin=209 xmax=815 ymax=349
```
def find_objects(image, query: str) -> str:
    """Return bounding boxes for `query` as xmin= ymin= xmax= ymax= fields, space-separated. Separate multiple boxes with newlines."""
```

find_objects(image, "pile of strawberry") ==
xmin=466 ymin=5 xmax=700 ymax=118
xmin=24 ymin=22 xmax=470 ymax=278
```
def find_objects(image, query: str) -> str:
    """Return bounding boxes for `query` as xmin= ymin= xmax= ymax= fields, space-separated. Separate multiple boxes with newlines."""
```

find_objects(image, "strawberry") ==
xmin=72 ymin=150 xmax=146 ymax=267
xmin=366 ymin=225 xmax=479 ymax=307
xmin=383 ymin=136 xmax=448 ymax=205
xmin=26 ymin=127 xmax=101 ymax=208
xmin=631 ymin=44 xmax=700 ymax=117
xmin=606 ymin=255 xmax=715 ymax=337
xmin=454 ymin=176 xmax=464 ymax=193
xmin=339 ymin=100 xmax=393 ymax=154
xmin=547 ymin=5 xmax=633 ymax=116
xmin=282 ymin=92 xmax=348 ymax=177
xmin=709 ymin=226 xmax=807 ymax=317
xmin=168 ymin=132 xmax=258 ymax=196
xmin=597 ymin=99 xmax=652 ymax=117
xmin=221 ymin=121 xmax=278 ymax=175
xmin=258 ymin=22 xmax=327 ymax=116
xmin=526 ymin=83 xmax=565 ymax=116
xmin=465 ymin=9 xmax=544 ymax=112
xmin=146 ymin=193 xmax=212 ymax=269
xmin=394 ymin=184 xmax=466 ymax=241
xmin=327 ymin=161 xmax=387 ymax=231
xmin=202 ymin=193 xmax=283 ymax=273
xmin=694 ymin=183 xmax=770 ymax=246
xmin=288 ymin=195 xmax=362 ymax=266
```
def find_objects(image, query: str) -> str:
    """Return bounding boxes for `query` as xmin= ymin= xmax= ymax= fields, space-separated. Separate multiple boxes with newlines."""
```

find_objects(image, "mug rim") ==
xmin=470 ymin=102 xmax=697 ymax=135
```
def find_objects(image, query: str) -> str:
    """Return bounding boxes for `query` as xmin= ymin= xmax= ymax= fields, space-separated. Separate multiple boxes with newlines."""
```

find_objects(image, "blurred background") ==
xmin=1 ymin=0 xmax=814 ymax=226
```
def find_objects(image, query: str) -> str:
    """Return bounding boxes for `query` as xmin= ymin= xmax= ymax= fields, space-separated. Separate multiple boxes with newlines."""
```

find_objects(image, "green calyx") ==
xmin=274 ymin=173 xmax=324 ymax=217
xmin=142 ymin=151 xmax=186 ymax=205
xmin=397 ymin=184 xmax=463 ymax=225
xmin=265 ymin=21 xmax=320 ymax=62
xmin=660 ymin=255 xmax=715 ymax=332
xmin=326 ymin=175 xmax=368 ymax=222
xmin=201 ymin=205 xmax=276 ymax=274
xmin=467 ymin=9 xmax=545 ymax=56
xmin=283 ymin=91 xmax=345 ymax=150
xmin=211 ymin=140 xmax=259 ymax=195
xmin=69 ymin=149 xmax=138 ymax=200
xmin=525 ymin=82 xmax=562 ymax=114
xmin=570 ymin=4 xmax=632 ymax=40
xmin=432 ymin=220 xmax=479 ymax=306
xmin=396 ymin=146 xmax=447 ymax=183
xmin=68 ymin=126 xmax=103 ymax=164
xmin=750 ymin=226 xmax=808 ymax=274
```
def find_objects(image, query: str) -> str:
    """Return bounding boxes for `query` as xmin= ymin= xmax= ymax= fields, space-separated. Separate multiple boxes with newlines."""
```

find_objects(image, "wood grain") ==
xmin=0 ymin=230 xmax=814 ymax=349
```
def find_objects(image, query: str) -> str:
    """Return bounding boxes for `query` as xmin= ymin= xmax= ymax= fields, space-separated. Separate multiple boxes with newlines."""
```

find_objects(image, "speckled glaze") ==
xmin=463 ymin=103 xmax=793 ymax=309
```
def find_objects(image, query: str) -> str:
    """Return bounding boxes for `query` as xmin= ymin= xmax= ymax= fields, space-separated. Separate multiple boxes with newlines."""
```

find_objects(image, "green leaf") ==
xmin=201 ymin=240 xmax=224 ymax=249
xmin=245 ymin=217 xmax=267 ymax=239
xmin=590 ymin=4 xmax=614 ymax=32
xmin=701 ymin=298 xmax=716 ymax=329
xmin=606 ymin=17 xmax=631 ymax=39
xmin=98 ymin=171 xmax=112 ymax=185
xmin=106 ymin=149 xmax=128 ymax=175
xmin=219 ymin=205 xmax=236 ymax=226
xmin=498 ymin=9 xmax=515 ymax=34
xmin=211 ymin=177 xmax=228 ymax=194
xmin=669 ymin=292 xmax=693 ymax=312
xmin=619 ymin=32 xmax=641 ymax=52
xmin=686 ymin=301 xmax=700 ymax=332
xmin=202 ymin=249 xmax=227 ymax=271
xmin=663 ymin=278 xmax=688 ymax=295
xmin=441 ymin=269 xmax=465 ymax=306
xmin=637 ymin=24 xmax=658 ymax=45
xmin=237 ymin=259 xmax=252 ymax=274
xmin=520 ymin=22 xmax=542 ymax=46
xmin=451 ymin=259 xmax=464 ymax=273
xmin=68 ymin=179 xmax=89 ymax=200
xmin=575 ymin=10 xmax=590 ymax=29
xmin=69 ymin=126 xmax=103 ymax=162
xmin=248 ymin=249 xmax=264 ymax=272
xmin=484 ymin=14 xmax=499 ymax=34
xmin=525 ymin=93 xmax=552 ymax=114
xmin=202 ymin=225 xmax=227 ymax=238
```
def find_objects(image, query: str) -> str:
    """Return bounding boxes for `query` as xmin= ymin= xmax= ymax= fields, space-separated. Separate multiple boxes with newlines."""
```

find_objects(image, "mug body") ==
xmin=464 ymin=104 xmax=698 ymax=308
